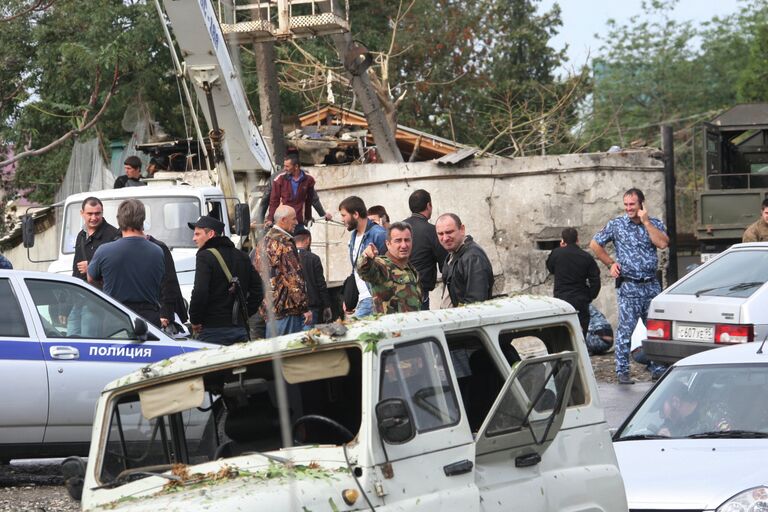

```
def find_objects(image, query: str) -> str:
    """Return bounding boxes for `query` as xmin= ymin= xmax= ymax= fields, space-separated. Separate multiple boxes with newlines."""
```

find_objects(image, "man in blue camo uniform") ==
xmin=590 ymin=188 xmax=669 ymax=385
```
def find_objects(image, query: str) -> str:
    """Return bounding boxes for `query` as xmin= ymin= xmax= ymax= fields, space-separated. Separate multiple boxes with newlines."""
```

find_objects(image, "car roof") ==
xmin=1 ymin=269 xmax=82 ymax=281
xmin=63 ymin=186 xmax=221 ymax=204
xmin=102 ymin=295 xmax=576 ymax=392
xmin=727 ymin=241 xmax=768 ymax=250
xmin=675 ymin=341 xmax=768 ymax=367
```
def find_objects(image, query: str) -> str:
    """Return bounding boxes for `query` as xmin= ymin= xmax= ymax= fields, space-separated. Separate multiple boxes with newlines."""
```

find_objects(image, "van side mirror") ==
xmin=234 ymin=203 xmax=251 ymax=236
xmin=22 ymin=214 xmax=35 ymax=248
xmin=62 ymin=456 xmax=86 ymax=501
xmin=375 ymin=398 xmax=416 ymax=444
xmin=134 ymin=318 xmax=148 ymax=342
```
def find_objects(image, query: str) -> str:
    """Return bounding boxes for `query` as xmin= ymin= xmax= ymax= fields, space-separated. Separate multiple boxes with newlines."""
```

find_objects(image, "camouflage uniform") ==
xmin=253 ymin=227 xmax=308 ymax=319
xmin=356 ymin=253 xmax=422 ymax=315
xmin=593 ymin=214 xmax=667 ymax=377
xmin=742 ymin=218 xmax=768 ymax=242
xmin=661 ymin=401 xmax=732 ymax=438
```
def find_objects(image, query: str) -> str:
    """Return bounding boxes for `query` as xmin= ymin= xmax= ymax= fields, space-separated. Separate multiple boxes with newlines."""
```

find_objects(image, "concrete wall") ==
xmin=309 ymin=150 xmax=667 ymax=324
xmin=2 ymin=220 xmax=58 ymax=272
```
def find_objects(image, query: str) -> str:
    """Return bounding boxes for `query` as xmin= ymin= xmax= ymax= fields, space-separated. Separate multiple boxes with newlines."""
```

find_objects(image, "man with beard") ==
xmin=338 ymin=196 xmax=387 ymax=317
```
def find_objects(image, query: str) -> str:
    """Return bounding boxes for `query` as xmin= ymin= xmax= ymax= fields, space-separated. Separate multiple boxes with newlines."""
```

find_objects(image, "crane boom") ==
xmin=160 ymin=0 xmax=274 ymax=177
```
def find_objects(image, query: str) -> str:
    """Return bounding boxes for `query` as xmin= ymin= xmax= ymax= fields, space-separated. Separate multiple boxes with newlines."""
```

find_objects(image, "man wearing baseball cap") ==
xmin=188 ymin=215 xmax=263 ymax=345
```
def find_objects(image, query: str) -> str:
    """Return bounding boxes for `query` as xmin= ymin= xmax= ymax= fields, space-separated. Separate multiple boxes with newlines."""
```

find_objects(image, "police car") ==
xmin=0 ymin=269 xmax=213 ymax=462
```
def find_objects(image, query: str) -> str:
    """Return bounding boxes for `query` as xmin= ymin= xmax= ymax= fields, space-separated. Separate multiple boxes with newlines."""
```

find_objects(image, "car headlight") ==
xmin=717 ymin=487 xmax=768 ymax=512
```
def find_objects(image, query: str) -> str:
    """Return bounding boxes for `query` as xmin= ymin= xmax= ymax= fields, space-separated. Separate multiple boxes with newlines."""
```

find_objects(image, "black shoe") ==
xmin=618 ymin=373 xmax=635 ymax=385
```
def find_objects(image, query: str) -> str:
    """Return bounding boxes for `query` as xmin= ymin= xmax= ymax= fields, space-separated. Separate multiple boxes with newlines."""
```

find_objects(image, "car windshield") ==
xmin=669 ymin=249 xmax=768 ymax=298
xmin=616 ymin=364 xmax=768 ymax=440
xmin=97 ymin=347 xmax=361 ymax=487
xmin=62 ymin=196 xmax=201 ymax=254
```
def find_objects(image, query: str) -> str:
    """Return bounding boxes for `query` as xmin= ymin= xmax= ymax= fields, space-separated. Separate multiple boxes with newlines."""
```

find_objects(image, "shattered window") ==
xmin=97 ymin=347 xmax=362 ymax=487
xmin=380 ymin=339 xmax=461 ymax=433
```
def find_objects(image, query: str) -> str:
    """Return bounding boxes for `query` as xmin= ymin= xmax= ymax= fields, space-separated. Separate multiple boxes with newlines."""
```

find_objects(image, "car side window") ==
xmin=0 ymin=278 xmax=29 ymax=337
xmin=498 ymin=325 xmax=587 ymax=407
xmin=380 ymin=339 xmax=461 ymax=433
xmin=25 ymin=279 xmax=135 ymax=340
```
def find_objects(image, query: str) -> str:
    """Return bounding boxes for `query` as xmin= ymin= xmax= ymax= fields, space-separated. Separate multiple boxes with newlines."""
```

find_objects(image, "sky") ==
xmin=539 ymin=0 xmax=743 ymax=72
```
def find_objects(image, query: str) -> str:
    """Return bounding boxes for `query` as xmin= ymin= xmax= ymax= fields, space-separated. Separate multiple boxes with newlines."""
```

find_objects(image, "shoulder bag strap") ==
xmin=207 ymin=248 xmax=233 ymax=281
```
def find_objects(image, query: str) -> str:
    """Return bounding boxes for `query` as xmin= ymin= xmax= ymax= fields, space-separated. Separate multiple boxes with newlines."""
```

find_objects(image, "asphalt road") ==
xmin=598 ymin=380 xmax=653 ymax=429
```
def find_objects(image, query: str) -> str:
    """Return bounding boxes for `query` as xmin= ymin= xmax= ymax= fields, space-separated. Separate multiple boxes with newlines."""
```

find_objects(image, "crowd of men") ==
xmin=5 ymin=154 xmax=768 ymax=385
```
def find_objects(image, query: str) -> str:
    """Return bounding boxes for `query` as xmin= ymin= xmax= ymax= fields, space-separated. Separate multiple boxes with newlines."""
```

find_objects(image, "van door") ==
xmin=0 ymin=276 xmax=47 ymax=450
xmin=474 ymin=352 xmax=577 ymax=511
xmin=19 ymin=277 xmax=191 ymax=445
xmin=375 ymin=335 xmax=480 ymax=510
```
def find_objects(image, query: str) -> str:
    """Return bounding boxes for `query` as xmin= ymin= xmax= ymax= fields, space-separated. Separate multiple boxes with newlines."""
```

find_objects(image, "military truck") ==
xmin=697 ymin=104 xmax=768 ymax=260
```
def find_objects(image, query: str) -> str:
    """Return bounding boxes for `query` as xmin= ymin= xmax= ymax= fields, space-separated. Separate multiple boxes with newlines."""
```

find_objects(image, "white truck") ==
xmin=35 ymin=185 xmax=251 ymax=302
xmin=65 ymin=297 xmax=628 ymax=511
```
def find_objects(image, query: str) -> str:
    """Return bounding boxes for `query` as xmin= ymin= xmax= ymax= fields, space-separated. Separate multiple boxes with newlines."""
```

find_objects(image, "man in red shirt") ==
xmin=267 ymin=154 xmax=331 ymax=226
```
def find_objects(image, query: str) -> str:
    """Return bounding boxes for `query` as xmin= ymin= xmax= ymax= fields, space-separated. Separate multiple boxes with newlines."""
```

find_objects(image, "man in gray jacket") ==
xmin=435 ymin=213 xmax=494 ymax=307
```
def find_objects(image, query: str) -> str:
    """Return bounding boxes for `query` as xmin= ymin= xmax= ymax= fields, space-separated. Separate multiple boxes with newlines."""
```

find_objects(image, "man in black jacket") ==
xmin=69 ymin=197 xmax=120 ymax=336
xmin=294 ymin=224 xmax=331 ymax=327
xmin=147 ymin=235 xmax=188 ymax=331
xmin=188 ymin=216 xmax=262 ymax=345
xmin=404 ymin=189 xmax=447 ymax=310
xmin=113 ymin=156 xmax=147 ymax=189
xmin=546 ymin=227 xmax=601 ymax=336
xmin=435 ymin=213 xmax=494 ymax=307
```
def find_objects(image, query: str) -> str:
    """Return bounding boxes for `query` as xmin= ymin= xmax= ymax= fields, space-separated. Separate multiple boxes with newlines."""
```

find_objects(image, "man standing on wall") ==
xmin=404 ymin=189 xmax=447 ymax=310
xmin=113 ymin=156 xmax=147 ymax=189
xmin=590 ymin=187 xmax=668 ymax=385
xmin=546 ymin=227 xmax=601 ymax=337
xmin=266 ymin=154 xmax=332 ymax=227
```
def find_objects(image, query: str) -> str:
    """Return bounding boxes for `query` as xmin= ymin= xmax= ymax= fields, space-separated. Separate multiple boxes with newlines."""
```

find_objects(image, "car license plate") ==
xmin=676 ymin=324 xmax=714 ymax=342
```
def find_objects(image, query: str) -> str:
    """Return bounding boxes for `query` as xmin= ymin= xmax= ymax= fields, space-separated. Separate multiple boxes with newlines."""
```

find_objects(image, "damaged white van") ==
xmin=70 ymin=297 xmax=628 ymax=511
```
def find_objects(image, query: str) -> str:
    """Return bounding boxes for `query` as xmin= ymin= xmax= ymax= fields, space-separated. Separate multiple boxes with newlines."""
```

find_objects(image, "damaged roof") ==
xmin=295 ymin=105 xmax=470 ymax=162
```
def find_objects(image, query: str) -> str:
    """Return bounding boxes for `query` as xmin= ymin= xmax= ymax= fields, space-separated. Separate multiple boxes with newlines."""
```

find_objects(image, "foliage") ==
xmin=0 ymin=0 xmax=188 ymax=206
xmin=578 ymin=0 xmax=768 ymax=232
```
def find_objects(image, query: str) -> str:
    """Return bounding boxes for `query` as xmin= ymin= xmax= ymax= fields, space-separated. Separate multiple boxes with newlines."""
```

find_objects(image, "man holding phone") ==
xmin=590 ymin=188 xmax=669 ymax=384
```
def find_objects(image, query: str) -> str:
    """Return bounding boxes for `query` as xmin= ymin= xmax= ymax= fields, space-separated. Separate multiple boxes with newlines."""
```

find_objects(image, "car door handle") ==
xmin=443 ymin=459 xmax=473 ymax=476
xmin=50 ymin=346 xmax=80 ymax=360
xmin=515 ymin=452 xmax=541 ymax=468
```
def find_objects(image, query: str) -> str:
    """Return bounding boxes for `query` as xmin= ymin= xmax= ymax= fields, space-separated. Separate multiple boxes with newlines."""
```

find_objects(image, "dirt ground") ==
xmin=590 ymin=351 xmax=656 ymax=384
xmin=0 ymin=354 xmax=650 ymax=511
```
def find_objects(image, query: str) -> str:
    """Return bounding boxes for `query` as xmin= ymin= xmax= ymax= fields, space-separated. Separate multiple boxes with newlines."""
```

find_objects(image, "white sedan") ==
xmin=613 ymin=341 xmax=768 ymax=511
xmin=643 ymin=242 xmax=768 ymax=364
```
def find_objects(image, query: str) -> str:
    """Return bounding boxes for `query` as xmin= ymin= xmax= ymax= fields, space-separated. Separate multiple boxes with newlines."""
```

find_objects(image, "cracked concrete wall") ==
xmin=309 ymin=149 xmax=666 ymax=324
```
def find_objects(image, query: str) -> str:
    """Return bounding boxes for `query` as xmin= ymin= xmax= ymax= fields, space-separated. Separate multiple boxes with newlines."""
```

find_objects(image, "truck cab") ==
xmin=73 ymin=297 xmax=627 ymax=511
xmin=40 ymin=184 xmax=249 ymax=303
xmin=697 ymin=104 xmax=768 ymax=258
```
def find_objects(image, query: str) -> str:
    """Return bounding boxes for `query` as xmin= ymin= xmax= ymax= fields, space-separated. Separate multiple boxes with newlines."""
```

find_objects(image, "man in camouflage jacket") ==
xmin=253 ymin=205 xmax=312 ymax=335
xmin=357 ymin=221 xmax=422 ymax=315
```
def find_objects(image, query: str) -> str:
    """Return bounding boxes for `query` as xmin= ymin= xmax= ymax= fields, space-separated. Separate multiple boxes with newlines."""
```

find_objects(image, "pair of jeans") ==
xmin=197 ymin=325 xmax=249 ymax=346
xmin=268 ymin=315 xmax=305 ymax=337
xmin=353 ymin=297 xmax=374 ymax=318
xmin=67 ymin=304 xmax=100 ymax=337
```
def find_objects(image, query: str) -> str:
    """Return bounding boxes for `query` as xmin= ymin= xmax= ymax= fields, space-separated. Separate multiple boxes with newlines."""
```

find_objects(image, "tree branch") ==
xmin=0 ymin=0 xmax=58 ymax=22
xmin=0 ymin=65 xmax=119 ymax=168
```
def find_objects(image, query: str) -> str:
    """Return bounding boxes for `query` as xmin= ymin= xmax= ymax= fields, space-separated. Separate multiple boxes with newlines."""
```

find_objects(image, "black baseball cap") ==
xmin=293 ymin=224 xmax=311 ymax=237
xmin=188 ymin=215 xmax=225 ymax=234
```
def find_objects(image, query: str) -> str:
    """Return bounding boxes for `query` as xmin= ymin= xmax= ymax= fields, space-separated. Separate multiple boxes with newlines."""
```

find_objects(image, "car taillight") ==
xmin=714 ymin=324 xmax=754 ymax=344
xmin=647 ymin=319 xmax=671 ymax=340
